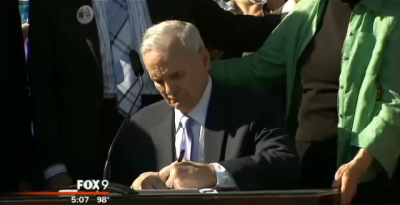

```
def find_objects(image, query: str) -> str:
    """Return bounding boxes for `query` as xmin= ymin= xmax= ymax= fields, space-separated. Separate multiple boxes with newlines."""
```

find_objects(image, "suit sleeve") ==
xmin=193 ymin=0 xmax=282 ymax=52
xmin=218 ymin=93 xmax=300 ymax=190
xmin=28 ymin=0 xmax=63 ymax=171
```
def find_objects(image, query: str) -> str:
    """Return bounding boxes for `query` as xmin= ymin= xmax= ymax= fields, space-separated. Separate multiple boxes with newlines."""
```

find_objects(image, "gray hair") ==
xmin=141 ymin=20 xmax=204 ymax=55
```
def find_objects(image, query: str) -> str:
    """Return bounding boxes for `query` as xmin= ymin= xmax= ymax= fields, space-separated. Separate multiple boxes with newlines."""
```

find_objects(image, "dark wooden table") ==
xmin=0 ymin=189 xmax=340 ymax=204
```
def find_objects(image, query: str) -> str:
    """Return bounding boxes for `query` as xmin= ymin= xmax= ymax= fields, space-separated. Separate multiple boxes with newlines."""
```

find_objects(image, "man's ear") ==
xmin=201 ymin=48 xmax=211 ymax=71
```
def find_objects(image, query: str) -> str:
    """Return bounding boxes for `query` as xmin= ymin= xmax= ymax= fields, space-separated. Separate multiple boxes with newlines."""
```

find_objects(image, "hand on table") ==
xmin=332 ymin=149 xmax=373 ymax=204
xmin=131 ymin=172 xmax=168 ymax=190
xmin=160 ymin=160 xmax=217 ymax=189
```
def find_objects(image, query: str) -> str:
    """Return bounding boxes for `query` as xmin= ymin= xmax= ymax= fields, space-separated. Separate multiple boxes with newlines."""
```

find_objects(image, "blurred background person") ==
xmin=211 ymin=0 xmax=400 ymax=203
xmin=216 ymin=0 xmax=286 ymax=16
xmin=19 ymin=0 xmax=29 ymax=24
xmin=211 ymin=0 xmax=291 ymax=60
xmin=19 ymin=0 xmax=29 ymax=58
xmin=211 ymin=0 xmax=297 ymax=109
xmin=22 ymin=23 xmax=29 ymax=58
xmin=0 ymin=0 xmax=33 ymax=194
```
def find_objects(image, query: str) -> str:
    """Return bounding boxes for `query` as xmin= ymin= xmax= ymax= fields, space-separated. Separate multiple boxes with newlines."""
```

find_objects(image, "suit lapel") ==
xmin=203 ymin=82 xmax=228 ymax=163
xmin=67 ymin=0 xmax=102 ymax=70
xmin=151 ymin=107 xmax=175 ymax=170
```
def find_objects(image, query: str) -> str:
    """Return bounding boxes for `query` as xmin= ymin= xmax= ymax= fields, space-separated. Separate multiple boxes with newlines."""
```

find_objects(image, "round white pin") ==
xmin=77 ymin=5 xmax=94 ymax=25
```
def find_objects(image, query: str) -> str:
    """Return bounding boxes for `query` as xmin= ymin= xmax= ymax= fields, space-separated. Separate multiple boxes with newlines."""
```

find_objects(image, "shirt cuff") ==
xmin=43 ymin=164 xmax=68 ymax=181
xmin=210 ymin=163 xmax=237 ymax=188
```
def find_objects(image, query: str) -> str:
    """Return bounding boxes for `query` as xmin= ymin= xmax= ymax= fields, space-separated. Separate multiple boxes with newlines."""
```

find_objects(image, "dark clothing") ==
xmin=112 ymin=81 xmax=300 ymax=190
xmin=351 ymin=172 xmax=391 ymax=204
xmin=0 ymin=1 xmax=32 ymax=194
xmin=296 ymin=0 xmax=352 ymax=143
xmin=28 ymin=0 xmax=282 ymax=180
xmin=88 ymin=96 xmax=163 ymax=180
xmin=295 ymin=0 xmax=351 ymax=188
xmin=86 ymin=99 xmax=123 ymax=180
xmin=217 ymin=12 xmax=288 ymax=106
xmin=389 ymin=159 xmax=400 ymax=204
xmin=296 ymin=139 xmax=337 ymax=189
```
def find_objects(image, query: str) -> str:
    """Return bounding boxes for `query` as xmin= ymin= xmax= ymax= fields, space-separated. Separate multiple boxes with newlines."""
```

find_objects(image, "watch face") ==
xmin=249 ymin=0 xmax=268 ymax=5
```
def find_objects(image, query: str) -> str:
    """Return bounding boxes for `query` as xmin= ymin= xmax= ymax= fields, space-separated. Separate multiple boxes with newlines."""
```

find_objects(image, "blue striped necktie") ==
xmin=180 ymin=115 xmax=194 ymax=161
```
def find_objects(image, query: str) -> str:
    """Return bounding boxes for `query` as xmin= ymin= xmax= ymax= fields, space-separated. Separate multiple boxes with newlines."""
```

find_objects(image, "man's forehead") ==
xmin=144 ymin=55 xmax=179 ymax=77
xmin=144 ymin=52 xmax=172 ymax=73
xmin=145 ymin=47 xmax=195 ymax=65
xmin=148 ymin=67 xmax=182 ymax=81
xmin=144 ymin=51 xmax=168 ymax=63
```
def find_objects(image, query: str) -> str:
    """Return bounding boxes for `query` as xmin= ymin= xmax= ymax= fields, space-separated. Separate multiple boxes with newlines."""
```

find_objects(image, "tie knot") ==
xmin=180 ymin=115 xmax=194 ymax=129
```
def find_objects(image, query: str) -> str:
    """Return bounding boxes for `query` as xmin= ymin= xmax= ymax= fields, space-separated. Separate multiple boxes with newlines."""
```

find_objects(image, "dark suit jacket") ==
xmin=0 ymin=1 xmax=33 ymax=194
xmin=111 ymin=81 xmax=300 ymax=190
xmin=28 ymin=0 xmax=282 ymax=179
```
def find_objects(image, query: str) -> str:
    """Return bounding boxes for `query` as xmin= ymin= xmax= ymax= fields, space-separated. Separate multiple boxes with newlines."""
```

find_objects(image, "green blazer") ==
xmin=211 ymin=0 xmax=400 ymax=182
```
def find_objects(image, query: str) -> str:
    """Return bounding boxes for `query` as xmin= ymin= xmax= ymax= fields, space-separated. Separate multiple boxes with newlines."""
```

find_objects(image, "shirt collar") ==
xmin=175 ymin=76 xmax=212 ymax=131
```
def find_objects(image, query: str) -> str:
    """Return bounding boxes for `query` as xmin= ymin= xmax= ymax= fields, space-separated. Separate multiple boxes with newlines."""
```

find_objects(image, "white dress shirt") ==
xmin=43 ymin=0 xmax=157 ymax=180
xmin=174 ymin=76 xmax=237 ymax=188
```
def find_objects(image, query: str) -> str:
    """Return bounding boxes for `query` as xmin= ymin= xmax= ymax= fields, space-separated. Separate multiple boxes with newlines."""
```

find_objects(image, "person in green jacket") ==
xmin=211 ymin=0 xmax=400 ymax=204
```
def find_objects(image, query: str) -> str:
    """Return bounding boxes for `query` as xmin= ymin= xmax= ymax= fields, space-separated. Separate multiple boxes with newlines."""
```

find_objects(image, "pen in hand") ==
xmin=177 ymin=149 xmax=185 ymax=162
xmin=163 ymin=150 xmax=184 ymax=189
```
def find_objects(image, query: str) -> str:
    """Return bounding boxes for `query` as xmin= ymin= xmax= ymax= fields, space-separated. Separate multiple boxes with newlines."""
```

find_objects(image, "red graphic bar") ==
xmin=12 ymin=192 xmax=110 ymax=196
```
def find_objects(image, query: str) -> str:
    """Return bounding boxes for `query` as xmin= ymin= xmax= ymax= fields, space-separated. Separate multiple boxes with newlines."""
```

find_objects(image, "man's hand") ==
xmin=332 ymin=149 xmax=373 ymax=204
xmin=46 ymin=173 xmax=73 ymax=190
xmin=161 ymin=160 xmax=217 ymax=189
xmin=131 ymin=172 xmax=168 ymax=190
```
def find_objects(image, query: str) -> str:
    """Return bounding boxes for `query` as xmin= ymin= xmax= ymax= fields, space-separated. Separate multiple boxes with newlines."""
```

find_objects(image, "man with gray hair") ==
xmin=29 ymin=0 xmax=287 ymax=189
xmin=111 ymin=20 xmax=300 ymax=190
